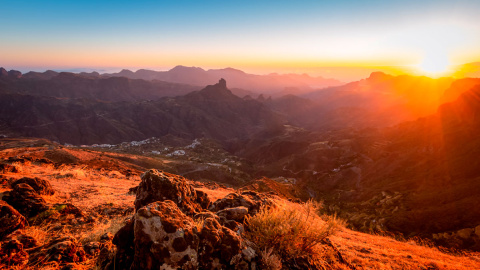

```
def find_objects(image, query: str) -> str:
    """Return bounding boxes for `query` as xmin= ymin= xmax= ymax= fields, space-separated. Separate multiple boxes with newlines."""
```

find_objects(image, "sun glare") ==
xmin=417 ymin=54 xmax=451 ymax=78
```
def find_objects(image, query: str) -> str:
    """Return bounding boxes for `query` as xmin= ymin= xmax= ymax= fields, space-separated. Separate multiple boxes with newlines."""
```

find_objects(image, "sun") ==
xmin=416 ymin=54 xmax=451 ymax=78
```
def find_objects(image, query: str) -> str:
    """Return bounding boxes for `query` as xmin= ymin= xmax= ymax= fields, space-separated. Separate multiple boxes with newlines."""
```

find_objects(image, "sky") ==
xmin=1 ymin=0 xmax=480 ymax=80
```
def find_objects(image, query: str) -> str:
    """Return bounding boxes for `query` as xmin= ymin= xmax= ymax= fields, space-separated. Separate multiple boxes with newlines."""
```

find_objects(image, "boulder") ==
xmin=223 ymin=219 xmax=243 ymax=233
xmin=132 ymin=200 xmax=199 ymax=270
xmin=134 ymin=169 xmax=208 ymax=215
xmin=0 ymin=200 xmax=26 ymax=239
xmin=209 ymin=191 xmax=273 ymax=215
xmin=107 ymin=170 xmax=263 ymax=269
xmin=0 ymin=239 xmax=28 ymax=267
xmin=197 ymin=217 xmax=243 ymax=268
xmin=11 ymin=177 xmax=55 ymax=195
xmin=216 ymin=206 xmax=249 ymax=222
xmin=2 ymin=183 xmax=49 ymax=217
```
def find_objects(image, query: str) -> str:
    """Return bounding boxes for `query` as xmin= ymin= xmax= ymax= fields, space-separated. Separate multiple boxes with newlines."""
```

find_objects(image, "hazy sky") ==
xmin=1 ymin=0 xmax=480 ymax=77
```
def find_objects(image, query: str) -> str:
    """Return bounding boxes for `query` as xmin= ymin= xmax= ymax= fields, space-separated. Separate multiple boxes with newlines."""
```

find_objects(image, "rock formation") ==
xmin=105 ymin=169 xmax=273 ymax=269
xmin=134 ymin=169 xmax=209 ymax=214
xmin=2 ymin=183 xmax=49 ymax=217
xmin=11 ymin=177 xmax=55 ymax=195
xmin=0 ymin=200 xmax=26 ymax=239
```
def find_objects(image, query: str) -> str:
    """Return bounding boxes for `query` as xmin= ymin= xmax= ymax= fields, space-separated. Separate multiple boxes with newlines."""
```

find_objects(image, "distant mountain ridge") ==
xmin=104 ymin=65 xmax=343 ymax=95
xmin=0 ymin=68 xmax=201 ymax=101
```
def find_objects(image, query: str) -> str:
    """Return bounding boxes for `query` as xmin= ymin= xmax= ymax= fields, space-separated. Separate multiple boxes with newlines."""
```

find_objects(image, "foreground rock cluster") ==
xmin=0 ymin=176 xmax=98 ymax=268
xmin=0 ymin=170 xmax=274 ymax=269
xmin=99 ymin=169 xmax=273 ymax=270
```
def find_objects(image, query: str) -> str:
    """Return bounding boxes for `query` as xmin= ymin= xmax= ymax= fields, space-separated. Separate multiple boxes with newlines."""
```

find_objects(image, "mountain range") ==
xmin=103 ymin=65 xmax=343 ymax=95
xmin=2 ymin=66 xmax=480 ymax=249
xmin=0 ymin=76 xmax=283 ymax=145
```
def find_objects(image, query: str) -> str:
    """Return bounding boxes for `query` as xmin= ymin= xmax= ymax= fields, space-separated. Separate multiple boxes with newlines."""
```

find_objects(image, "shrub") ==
xmin=245 ymin=200 xmax=342 ymax=262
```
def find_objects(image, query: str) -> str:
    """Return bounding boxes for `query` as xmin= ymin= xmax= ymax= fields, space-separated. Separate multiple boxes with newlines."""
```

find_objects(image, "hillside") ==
xmin=290 ymin=72 xmax=457 ymax=130
xmin=0 ymin=138 xmax=479 ymax=269
xmin=0 ymin=79 xmax=285 ymax=145
xmin=241 ymin=84 xmax=480 ymax=250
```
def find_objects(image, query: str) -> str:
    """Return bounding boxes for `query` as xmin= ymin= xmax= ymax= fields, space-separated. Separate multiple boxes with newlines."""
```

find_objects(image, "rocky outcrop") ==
xmin=197 ymin=217 xmax=244 ymax=268
xmin=105 ymin=170 xmax=274 ymax=269
xmin=11 ymin=177 xmax=55 ymax=195
xmin=134 ymin=169 xmax=209 ymax=215
xmin=2 ymin=183 xmax=49 ymax=217
xmin=0 ymin=200 xmax=26 ymax=239
xmin=132 ymin=201 xmax=199 ymax=269
xmin=216 ymin=206 xmax=249 ymax=222
xmin=209 ymin=190 xmax=273 ymax=215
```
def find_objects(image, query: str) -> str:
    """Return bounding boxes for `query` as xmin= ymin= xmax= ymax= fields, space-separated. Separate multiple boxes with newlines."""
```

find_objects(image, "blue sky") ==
xmin=1 ymin=0 xmax=479 ymax=76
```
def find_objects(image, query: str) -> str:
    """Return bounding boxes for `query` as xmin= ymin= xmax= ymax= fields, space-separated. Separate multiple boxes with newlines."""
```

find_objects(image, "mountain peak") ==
xmin=118 ymin=69 xmax=134 ymax=76
xmin=0 ymin=67 xmax=8 ymax=76
xmin=208 ymin=67 xmax=246 ymax=75
xmin=218 ymin=78 xmax=227 ymax=88
xmin=170 ymin=65 xmax=206 ymax=72
xmin=189 ymin=78 xmax=235 ymax=100
xmin=0 ymin=68 xmax=22 ymax=78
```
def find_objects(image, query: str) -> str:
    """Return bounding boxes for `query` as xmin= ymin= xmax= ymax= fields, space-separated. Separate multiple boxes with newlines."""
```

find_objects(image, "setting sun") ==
xmin=416 ymin=53 xmax=452 ymax=77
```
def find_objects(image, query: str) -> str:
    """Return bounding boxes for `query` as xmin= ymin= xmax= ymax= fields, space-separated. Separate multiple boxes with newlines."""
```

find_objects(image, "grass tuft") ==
xmin=245 ymin=200 xmax=343 ymax=263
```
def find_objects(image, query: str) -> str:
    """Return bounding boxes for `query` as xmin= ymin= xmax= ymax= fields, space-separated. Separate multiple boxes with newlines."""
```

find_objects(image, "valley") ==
xmin=1 ymin=66 xmax=480 ymax=268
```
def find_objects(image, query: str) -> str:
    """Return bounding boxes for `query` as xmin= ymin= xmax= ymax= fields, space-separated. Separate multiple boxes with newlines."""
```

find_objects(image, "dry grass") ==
xmin=0 ymin=155 xmax=137 ymax=269
xmin=78 ymin=216 xmax=126 ymax=245
xmin=1 ymin=160 xmax=138 ymax=210
xmin=245 ymin=200 xmax=343 ymax=263
xmin=330 ymin=228 xmax=480 ymax=269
